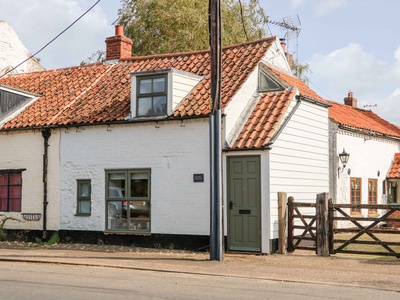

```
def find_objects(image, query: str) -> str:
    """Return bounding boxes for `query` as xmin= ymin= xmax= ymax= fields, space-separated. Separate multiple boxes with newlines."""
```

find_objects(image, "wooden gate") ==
xmin=329 ymin=203 xmax=400 ymax=258
xmin=284 ymin=193 xmax=400 ymax=258
xmin=287 ymin=196 xmax=317 ymax=252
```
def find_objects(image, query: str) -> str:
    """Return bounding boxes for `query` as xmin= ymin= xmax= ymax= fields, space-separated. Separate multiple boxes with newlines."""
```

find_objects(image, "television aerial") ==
xmin=267 ymin=15 xmax=301 ymax=73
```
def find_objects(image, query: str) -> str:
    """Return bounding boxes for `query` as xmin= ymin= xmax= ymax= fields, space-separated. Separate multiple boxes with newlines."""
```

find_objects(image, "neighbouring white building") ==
xmin=0 ymin=20 xmax=45 ymax=75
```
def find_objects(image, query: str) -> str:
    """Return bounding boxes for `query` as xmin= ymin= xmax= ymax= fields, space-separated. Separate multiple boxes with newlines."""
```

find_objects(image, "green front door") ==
xmin=227 ymin=156 xmax=261 ymax=252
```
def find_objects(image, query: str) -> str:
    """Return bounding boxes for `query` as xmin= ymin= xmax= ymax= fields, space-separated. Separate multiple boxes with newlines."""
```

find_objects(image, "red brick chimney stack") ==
xmin=105 ymin=25 xmax=133 ymax=61
xmin=344 ymin=91 xmax=358 ymax=108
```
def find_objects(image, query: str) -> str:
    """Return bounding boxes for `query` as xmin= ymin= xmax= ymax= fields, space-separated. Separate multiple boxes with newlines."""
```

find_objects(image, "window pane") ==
xmin=0 ymin=186 xmax=8 ymax=198
xmin=153 ymin=96 xmax=167 ymax=115
xmin=9 ymin=186 xmax=21 ymax=198
xmin=78 ymin=200 xmax=91 ymax=214
xmin=9 ymin=198 xmax=21 ymax=212
xmin=127 ymin=200 xmax=149 ymax=217
xmin=78 ymin=182 xmax=90 ymax=198
xmin=108 ymin=173 xmax=125 ymax=198
xmin=0 ymin=198 xmax=7 ymax=211
xmin=0 ymin=174 xmax=7 ymax=185
xmin=107 ymin=201 xmax=128 ymax=230
xmin=153 ymin=77 xmax=165 ymax=93
xmin=130 ymin=172 xmax=149 ymax=198
xmin=10 ymin=173 xmax=22 ymax=185
xmin=139 ymin=78 xmax=152 ymax=94
xmin=138 ymin=97 xmax=152 ymax=116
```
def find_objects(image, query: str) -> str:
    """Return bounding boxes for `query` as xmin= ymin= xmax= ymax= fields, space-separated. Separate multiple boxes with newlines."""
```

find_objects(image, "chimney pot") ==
xmin=115 ymin=25 xmax=124 ymax=36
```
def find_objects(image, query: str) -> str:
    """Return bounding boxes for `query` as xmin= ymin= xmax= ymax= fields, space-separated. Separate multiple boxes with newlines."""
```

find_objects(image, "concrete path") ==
xmin=0 ymin=243 xmax=399 ymax=293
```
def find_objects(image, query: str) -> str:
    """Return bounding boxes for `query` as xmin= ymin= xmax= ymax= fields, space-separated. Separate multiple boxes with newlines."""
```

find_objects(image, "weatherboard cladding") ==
xmin=0 ymin=37 xmax=275 ymax=130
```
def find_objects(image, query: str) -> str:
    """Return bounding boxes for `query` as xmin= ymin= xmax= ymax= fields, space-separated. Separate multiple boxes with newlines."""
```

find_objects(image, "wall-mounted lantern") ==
xmin=338 ymin=148 xmax=350 ymax=177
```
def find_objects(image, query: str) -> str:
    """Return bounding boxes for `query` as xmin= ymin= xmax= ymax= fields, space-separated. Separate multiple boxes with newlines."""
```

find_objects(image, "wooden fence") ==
xmin=279 ymin=192 xmax=400 ymax=258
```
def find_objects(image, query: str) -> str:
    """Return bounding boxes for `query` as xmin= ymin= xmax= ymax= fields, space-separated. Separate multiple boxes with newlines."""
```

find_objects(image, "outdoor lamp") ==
xmin=338 ymin=149 xmax=350 ymax=178
xmin=338 ymin=148 xmax=350 ymax=168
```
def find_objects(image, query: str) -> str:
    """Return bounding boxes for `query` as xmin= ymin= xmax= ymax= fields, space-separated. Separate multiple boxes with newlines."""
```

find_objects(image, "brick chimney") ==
xmin=344 ymin=91 xmax=357 ymax=108
xmin=105 ymin=25 xmax=133 ymax=61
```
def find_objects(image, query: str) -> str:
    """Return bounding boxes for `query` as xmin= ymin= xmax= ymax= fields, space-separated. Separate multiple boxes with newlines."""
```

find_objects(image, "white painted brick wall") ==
xmin=0 ymin=130 xmax=60 ymax=230
xmin=59 ymin=119 xmax=210 ymax=235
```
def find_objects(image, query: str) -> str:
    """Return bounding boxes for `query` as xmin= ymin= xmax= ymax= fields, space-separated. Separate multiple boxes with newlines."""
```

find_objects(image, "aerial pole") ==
xmin=209 ymin=0 xmax=223 ymax=261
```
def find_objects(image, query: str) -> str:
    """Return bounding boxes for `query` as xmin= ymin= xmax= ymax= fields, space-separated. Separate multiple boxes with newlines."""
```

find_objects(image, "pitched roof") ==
xmin=388 ymin=153 xmax=400 ymax=179
xmin=0 ymin=37 xmax=275 ymax=130
xmin=269 ymin=67 xmax=400 ymax=139
xmin=230 ymin=88 xmax=295 ymax=149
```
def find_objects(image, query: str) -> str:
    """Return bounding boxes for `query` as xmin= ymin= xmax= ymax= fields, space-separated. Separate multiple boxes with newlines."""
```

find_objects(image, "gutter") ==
xmin=41 ymin=129 xmax=51 ymax=239
xmin=338 ymin=124 xmax=400 ymax=142
xmin=0 ymin=115 xmax=209 ymax=133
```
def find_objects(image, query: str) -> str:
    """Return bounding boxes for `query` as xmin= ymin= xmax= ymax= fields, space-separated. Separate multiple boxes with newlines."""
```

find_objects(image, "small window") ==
xmin=106 ymin=169 xmax=151 ymax=233
xmin=0 ymin=170 xmax=23 ymax=212
xmin=136 ymin=75 xmax=167 ymax=117
xmin=77 ymin=180 xmax=91 ymax=215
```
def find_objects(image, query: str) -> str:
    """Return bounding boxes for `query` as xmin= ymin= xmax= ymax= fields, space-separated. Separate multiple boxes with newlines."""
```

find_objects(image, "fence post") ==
xmin=278 ymin=192 xmax=287 ymax=254
xmin=328 ymin=198 xmax=334 ymax=254
xmin=316 ymin=192 xmax=329 ymax=256
xmin=287 ymin=196 xmax=295 ymax=253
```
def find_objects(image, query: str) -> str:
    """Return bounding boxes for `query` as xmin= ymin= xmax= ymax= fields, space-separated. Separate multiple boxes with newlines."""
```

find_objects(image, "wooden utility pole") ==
xmin=209 ymin=0 xmax=223 ymax=261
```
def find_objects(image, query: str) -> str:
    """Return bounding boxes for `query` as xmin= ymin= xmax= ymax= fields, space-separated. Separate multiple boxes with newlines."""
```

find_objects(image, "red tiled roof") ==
xmin=269 ymin=67 xmax=400 ymax=139
xmin=388 ymin=153 xmax=400 ymax=179
xmin=231 ymin=88 xmax=295 ymax=149
xmin=0 ymin=37 xmax=275 ymax=130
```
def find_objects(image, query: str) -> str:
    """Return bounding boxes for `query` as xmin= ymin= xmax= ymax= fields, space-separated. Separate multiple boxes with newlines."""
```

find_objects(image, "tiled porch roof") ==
xmin=388 ymin=153 xmax=400 ymax=179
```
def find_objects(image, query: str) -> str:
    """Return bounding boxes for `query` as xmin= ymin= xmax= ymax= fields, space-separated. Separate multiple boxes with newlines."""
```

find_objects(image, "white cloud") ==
xmin=290 ymin=0 xmax=348 ymax=16
xmin=314 ymin=0 xmax=347 ymax=16
xmin=308 ymin=43 xmax=400 ymax=124
xmin=291 ymin=0 xmax=310 ymax=8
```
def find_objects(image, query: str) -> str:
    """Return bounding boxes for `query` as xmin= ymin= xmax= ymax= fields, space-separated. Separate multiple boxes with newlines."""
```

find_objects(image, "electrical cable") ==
xmin=238 ymin=0 xmax=249 ymax=42
xmin=0 ymin=0 xmax=101 ymax=80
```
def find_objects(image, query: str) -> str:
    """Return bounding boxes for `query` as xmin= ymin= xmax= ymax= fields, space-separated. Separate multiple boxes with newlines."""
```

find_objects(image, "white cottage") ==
xmin=0 ymin=26 xmax=330 ymax=253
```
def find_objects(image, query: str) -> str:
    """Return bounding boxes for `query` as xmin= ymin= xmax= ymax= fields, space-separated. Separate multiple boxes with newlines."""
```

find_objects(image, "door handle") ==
xmin=229 ymin=201 xmax=234 ymax=209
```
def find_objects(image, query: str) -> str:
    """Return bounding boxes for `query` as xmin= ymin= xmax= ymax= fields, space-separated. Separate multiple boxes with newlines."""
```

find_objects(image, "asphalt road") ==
xmin=1 ymin=261 xmax=399 ymax=300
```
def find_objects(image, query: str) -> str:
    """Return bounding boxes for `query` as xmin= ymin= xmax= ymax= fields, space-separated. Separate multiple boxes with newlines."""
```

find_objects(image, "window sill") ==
xmin=75 ymin=213 xmax=91 ymax=217
xmin=104 ymin=231 xmax=151 ymax=236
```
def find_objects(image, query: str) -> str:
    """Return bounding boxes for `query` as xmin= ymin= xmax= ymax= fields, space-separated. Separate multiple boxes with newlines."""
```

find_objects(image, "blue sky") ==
xmin=1 ymin=0 xmax=399 ymax=124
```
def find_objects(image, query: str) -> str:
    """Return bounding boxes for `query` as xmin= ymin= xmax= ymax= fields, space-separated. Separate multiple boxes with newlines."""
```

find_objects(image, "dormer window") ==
xmin=258 ymin=63 xmax=286 ymax=92
xmin=0 ymin=84 xmax=39 ymax=125
xmin=137 ymin=74 xmax=168 ymax=117
xmin=131 ymin=69 xmax=202 ymax=118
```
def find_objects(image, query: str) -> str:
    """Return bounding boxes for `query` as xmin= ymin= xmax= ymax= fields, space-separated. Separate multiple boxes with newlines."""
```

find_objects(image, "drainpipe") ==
xmin=41 ymin=129 xmax=51 ymax=239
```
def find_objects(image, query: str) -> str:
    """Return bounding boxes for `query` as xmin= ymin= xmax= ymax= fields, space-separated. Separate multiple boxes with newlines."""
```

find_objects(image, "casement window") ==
xmin=350 ymin=178 xmax=362 ymax=214
xmin=106 ymin=169 xmax=150 ymax=232
xmin=0 ymin=170 xmax=24 ymax=212
xmin=76 ymin=180 xmax=91 ymax=215
xmin=368 ymin=179 xmax=378 ymax=214
xmin=136 ymin=75 xmax=167 ymax=117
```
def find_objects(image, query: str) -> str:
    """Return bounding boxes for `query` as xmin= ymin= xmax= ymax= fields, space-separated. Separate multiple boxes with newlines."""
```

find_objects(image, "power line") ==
xmin=0 ymin=0 xmax=101 ymax=80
